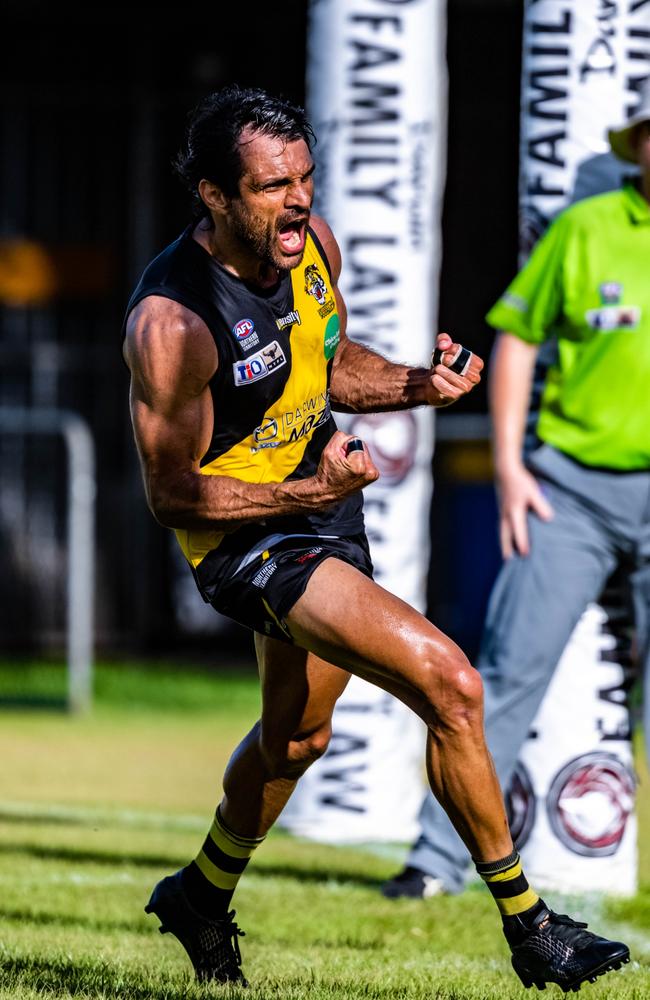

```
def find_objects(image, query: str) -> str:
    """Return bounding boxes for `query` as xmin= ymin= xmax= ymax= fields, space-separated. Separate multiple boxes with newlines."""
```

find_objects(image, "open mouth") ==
xmin=277 ymin=219 xmax=307 ymax=255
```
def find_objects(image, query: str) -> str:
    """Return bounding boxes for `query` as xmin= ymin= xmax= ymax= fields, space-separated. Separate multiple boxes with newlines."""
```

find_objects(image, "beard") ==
xmin=228 ymin=201 xmax=307 ymax=272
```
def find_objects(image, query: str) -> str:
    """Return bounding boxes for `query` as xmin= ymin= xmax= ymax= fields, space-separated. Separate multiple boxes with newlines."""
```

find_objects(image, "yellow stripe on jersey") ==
xmin=176 ymin=234 xmax=338 ymax=568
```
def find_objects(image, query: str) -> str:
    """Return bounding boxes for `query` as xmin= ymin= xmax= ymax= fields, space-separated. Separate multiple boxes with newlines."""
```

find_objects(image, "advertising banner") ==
xmin=520 ymin=0 xmax=650 ymax=250
xmin=513 ymin=0 xmax=650 ymax=893
xmin=280 ymin=0 xmax=446 ymax=841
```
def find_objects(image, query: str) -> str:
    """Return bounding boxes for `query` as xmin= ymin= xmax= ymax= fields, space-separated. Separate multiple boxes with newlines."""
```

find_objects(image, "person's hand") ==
xmin=426 ymin=332 xmax=483 ymax=407
xmin=497 ymin=462 xmax=554 ymax=558
xmin=314 ymin=431 xmax=379 ymax=502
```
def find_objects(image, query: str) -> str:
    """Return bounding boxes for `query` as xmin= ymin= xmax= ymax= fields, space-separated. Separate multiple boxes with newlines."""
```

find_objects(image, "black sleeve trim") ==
xmin=121 ymin=286 xmax=215 ymax=341
xmin=308 ymin=226 xmax=332 ymax=281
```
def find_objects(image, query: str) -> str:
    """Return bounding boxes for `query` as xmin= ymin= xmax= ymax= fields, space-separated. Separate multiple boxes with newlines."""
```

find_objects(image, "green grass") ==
xmin=0 ymin=660 xmax=648 ymax=999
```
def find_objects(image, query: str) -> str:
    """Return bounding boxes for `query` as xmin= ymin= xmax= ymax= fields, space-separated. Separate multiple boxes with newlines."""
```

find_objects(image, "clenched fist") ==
xmin=427 ymin=332 xmax=484 ymax=408
xmin=313 ymin=430 xmax=379 ymax=504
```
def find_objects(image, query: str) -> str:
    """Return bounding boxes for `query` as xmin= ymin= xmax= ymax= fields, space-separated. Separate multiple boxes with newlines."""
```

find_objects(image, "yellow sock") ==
xmin=475 ymin=850 xmax=540 ymax=917
xmin=183 ymin=806 xmax=264 ymax=917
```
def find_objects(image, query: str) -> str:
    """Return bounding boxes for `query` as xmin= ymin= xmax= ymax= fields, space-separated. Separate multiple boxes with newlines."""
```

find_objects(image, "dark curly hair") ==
xmin=174 ymin=86 xmax=315 ymax=210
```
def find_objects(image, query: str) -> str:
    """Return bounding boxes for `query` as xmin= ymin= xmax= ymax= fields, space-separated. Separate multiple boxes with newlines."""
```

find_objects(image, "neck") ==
xmin=194 ymin=218 xmax=280 ymax=288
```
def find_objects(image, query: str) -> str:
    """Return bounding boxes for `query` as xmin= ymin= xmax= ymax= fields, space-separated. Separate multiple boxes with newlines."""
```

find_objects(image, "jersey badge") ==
xmin=233 ymin=340 xmax=287 ymax=386
xmin=232 ymin=317 xmax=260 ymax=350
xmin=304 ymin=263 xmax=335 ymax=318
xmin=586 ymin=283 xmax=640 ymax=332
xmin=251 ymin=417 xmax=280 ymax=453
xmin=276 ymin=309 xmax=301 ymax=331
xmin=599 ymin=282 xmax=622 ymax=305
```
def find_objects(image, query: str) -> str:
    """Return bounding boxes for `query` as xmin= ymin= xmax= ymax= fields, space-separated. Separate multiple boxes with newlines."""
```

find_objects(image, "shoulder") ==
xmin=310 ymin=214 xmax=342 ymax=283
xmin=124 ymin=295 xmax=218 ymax=386
xmin=557 ymin=189 xmax=625 ymax=230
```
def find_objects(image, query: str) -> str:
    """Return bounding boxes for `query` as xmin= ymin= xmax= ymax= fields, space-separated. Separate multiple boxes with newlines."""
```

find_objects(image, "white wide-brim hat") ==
xmin=608 ymin=76 xmax=650 ymax=163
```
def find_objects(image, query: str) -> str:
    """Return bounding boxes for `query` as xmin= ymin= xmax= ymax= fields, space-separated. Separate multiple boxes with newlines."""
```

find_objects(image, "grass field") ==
xmin=0 ymin=659 xmax=648 ymax=999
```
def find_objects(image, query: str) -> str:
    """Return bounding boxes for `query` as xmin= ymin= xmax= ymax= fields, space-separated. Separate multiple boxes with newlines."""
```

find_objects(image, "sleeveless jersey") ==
xmin=124 ymin=224 xmax=364 ymax=568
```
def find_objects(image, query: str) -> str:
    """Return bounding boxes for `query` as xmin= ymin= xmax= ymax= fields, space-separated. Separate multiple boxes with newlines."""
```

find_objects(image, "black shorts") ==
xmin=194 ymin=525 xmax=374 ymax=643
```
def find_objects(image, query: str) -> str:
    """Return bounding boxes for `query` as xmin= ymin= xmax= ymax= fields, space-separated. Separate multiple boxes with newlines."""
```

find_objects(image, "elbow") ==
xmin=148 ymin=493 xmax=182 ymax=529
xmin=145 ymin=472 xmax=191 ymax=529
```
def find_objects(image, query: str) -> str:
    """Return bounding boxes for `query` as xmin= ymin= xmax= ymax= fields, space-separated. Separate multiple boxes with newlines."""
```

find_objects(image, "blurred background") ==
xmin=0 ymin=0 xmax=520 ymax=668
xmin=1 ymin=8 xmax=649 ymax=993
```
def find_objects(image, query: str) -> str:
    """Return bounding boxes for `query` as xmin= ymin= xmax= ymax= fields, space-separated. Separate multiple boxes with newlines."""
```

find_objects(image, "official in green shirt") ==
xmin=383 ymin=82 xmax=650 ymax=914
xmin=487 ymin=183 xmax=650 ymax=469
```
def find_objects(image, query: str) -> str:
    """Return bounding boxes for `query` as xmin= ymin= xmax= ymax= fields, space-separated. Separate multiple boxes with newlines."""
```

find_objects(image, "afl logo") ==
xmin=505 ymin=761 xmax=536 ymax=851
xmin=349 ymin=412 xmax=418 ymax=486
xmin=546 ymin=752 xmax=635 ymax=857
xmin=233 ymin=318 xmax=255 ymax=340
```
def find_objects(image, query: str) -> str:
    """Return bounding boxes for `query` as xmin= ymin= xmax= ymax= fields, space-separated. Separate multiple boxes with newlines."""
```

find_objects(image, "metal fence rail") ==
xmin=0 ymin=407 xmax=95 ymax=712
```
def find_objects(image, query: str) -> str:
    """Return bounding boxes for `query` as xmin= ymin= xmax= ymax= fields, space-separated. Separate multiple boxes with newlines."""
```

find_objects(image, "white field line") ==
xmin=0 ymin=801 xmax=208 ymax=833
xmin=0 ymin=871 xmax=139 ymax=886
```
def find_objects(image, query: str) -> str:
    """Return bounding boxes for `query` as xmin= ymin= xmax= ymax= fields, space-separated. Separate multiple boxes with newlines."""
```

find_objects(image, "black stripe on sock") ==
xmin=216 ymin=806 xmax=265 ymax=848
xmin=201 ymin=834 xmax=251 ymax=875
xmin=474 ymin=850 xmax=519 ymax=876
xmin=487 ymin=873 xmax=530 ymax=899
xmin=182 ymin=861 xmax=234 ymax=918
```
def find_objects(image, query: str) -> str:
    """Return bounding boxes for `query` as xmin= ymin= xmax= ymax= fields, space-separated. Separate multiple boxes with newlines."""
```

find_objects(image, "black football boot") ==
xmin=505 ymin=900 xmax=629 ymax=992
xmin=145 ymin=869 xmax=247 ymax=985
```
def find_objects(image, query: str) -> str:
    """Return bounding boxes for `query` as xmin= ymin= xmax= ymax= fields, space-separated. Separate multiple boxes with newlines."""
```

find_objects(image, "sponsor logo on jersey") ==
xmin=233 ymin=341 xmax=287 ymax=386
xmin=252 ymin=560 xmax=278 ymax=589
xmin=249 ymin=391 xmax=331 ymax=452
xmin=599 ymin=282 xmax=622 ymax=305
xmin=304 ymin=263 xmax=335 ymax=318
xmin=276 ymin=309 xmax=301 ymax=331
xmin=251 ymin=417 xmax=280 ymax=453
xmin=324 ymin=314 xmax=340 ymax=359
xmin=585 ymin=305 xmax=640 ymax=331
xmin=284 ymin=390 xmax=330 ymax=443
xmin=586 ymin=281 xmax=640 ymax=331
xmin=295 ymin=547 xmax=323 ymax=564
xmin=286 ymin=405 xmax=329 ymax=443
xmin=232 ymin=317 xmax=260 ymax=350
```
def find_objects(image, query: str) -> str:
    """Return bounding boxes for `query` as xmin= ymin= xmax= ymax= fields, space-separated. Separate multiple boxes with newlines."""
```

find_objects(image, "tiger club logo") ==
xmin=304 ymin=263 xmax=335 ymax=318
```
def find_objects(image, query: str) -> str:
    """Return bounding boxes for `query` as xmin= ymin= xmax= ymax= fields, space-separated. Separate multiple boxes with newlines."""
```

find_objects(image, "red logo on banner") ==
xmin=349 ymin=412 xmax=418 ymax=486
xmin=546 ymin=752 xmax=635 ymax=857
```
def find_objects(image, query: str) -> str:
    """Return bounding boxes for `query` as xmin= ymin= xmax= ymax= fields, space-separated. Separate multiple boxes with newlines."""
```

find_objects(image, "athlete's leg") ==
xmin=286 ymin=558 xmax=512 ymax=864
xmin=283 ymin=557 xmax=630 ymax=992
xmin=398 ymin=460 xmax=622 ymax=893
xmin=145 ymin=639 xmax=351 ymax=982
xmin=180 ymin=638 xmax=349 ymax=917
xmin=220 ymin=635 xmax=351 ymax=838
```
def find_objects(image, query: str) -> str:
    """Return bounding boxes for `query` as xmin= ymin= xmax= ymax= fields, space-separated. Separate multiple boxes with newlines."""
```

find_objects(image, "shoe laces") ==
xmin=197 ymin=909 xmax=246 ymax=973
xmin=225 ymin=911 xmax=246 ymax=967
xmin=540 ymin=911 xmax=592 ymax=950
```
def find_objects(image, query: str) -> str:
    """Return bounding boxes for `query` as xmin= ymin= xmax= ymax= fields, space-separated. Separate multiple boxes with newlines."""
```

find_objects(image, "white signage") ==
xmin=281 ymin=0 xmax=447 ymax=840
xmin=515 ymin=0 xmax=650 ymax=893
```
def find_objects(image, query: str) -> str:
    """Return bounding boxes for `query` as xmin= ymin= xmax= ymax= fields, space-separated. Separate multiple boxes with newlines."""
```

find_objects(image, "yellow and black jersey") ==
xmin=124 ymin=223 xmax=364 ymax=571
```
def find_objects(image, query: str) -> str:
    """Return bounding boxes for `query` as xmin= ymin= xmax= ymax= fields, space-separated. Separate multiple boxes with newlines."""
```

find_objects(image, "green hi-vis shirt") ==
xmin=486 ymin=183 xmax=650 ymax=469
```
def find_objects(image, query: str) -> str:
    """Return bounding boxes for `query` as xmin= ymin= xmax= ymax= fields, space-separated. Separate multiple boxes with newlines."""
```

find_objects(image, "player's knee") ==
xmin=419 ymin=644 xmax=483 ymax=734
xmin=261 ymin=723 xmax=332 ymax=780
xmin=293 ymin=724 xmax=332 ymax=771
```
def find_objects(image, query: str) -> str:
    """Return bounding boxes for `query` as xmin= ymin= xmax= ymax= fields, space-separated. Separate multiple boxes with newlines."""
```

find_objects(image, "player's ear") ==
xmin=198 ymin=179 xmax=229 ymax=216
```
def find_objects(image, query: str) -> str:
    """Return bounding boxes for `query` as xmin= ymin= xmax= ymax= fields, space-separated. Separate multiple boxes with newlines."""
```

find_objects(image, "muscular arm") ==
xmin=124 ymin=296 xmax=377 ymax=532
xmin=489 ymin=331 xmax=553 ymax=557
xmin=311 ymin=216 xmax=483 ymax=412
